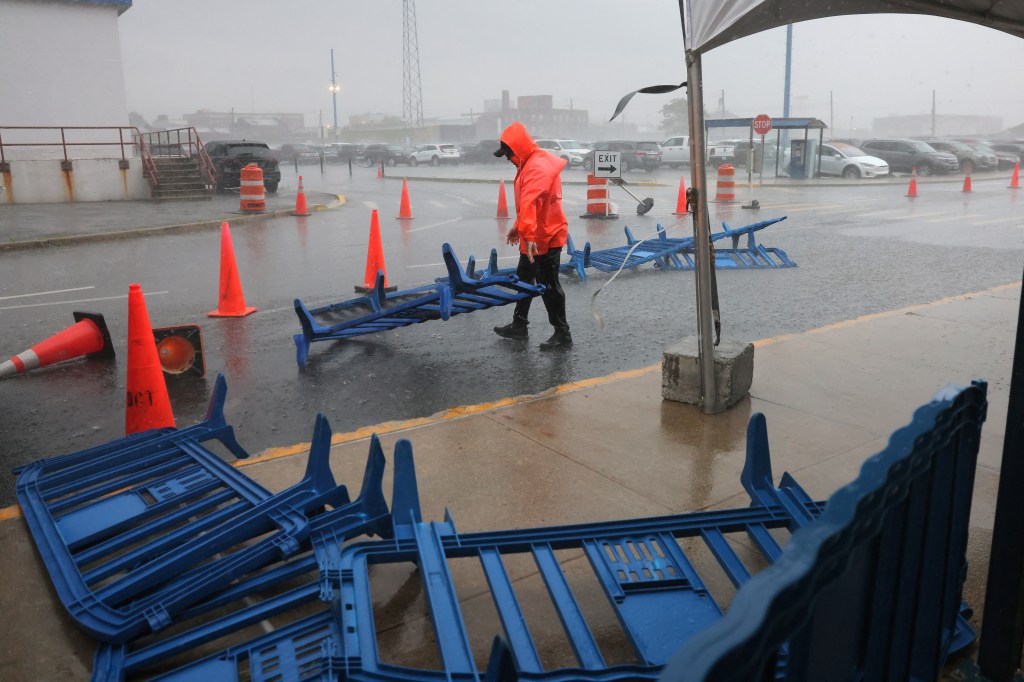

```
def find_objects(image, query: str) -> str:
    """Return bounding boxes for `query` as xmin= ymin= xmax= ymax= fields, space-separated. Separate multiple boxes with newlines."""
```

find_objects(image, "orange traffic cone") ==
xmin=126 ymin=283 xmax=175 ymax=434
xmin=294 ymin=175 xmax=312 ymax=216
xmin=673 ymin=176 xmax=689 ymax=215
xmin=376 ymin=163 xmax=384 ymax=179
xmin=356 ymin=209 xmax=397 ymax=293
xmin=1011 ymin=162 xmax=1021 ymax=189
xmin=496 ymin=179 xmax=510 ymax=219
xmin=0 ymin=312 xmax=113 ymax=379
xmin=397 ymin=177 xmax=414 ymax=219
xmin=906 ymin=167 xmax=919 ymax=198
xmin=208 ymin=222 xmax=257 ymax=317
xmin=962 ymin=170 xmax=973 ymax=193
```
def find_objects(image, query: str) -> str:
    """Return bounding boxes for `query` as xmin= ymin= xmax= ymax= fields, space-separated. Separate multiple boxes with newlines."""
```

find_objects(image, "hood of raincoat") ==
xmin=499 ymin=122 xmax=539 ymax=167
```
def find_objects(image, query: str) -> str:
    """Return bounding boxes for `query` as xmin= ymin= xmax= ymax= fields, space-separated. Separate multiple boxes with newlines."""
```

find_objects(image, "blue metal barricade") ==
xmin=661 ymin=381 xmax=988 ymax=682
xmin=91 ymin=438 xmax=420 ymax=681
xmin=293 ymin=243 xmax=546 ymax=366
xmin=15 ymin=375 xmax=389 ymax=643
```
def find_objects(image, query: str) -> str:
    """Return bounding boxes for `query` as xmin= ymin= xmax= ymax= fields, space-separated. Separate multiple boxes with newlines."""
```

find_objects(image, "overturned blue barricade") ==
xmin=662 ymin=381 xmax=987 ymax=681
xmin=91 ymin=439 xmax=421 ymax=682
xmin=15 ymin=375 xmax=394 ymax=644
xmin=293 ymin=242 xmax=545 ymax=367
xmin=85 ymin=382 xmax=985 ymax=681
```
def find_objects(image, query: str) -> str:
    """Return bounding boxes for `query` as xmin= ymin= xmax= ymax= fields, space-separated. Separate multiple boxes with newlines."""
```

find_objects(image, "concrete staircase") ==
xmin=150 ymin=157 xmax=212 ymax=200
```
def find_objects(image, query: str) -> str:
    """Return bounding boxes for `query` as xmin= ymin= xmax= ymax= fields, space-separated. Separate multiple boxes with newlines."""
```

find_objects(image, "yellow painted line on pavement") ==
xmin=2 ymin=280 xmax=1018 ymax=522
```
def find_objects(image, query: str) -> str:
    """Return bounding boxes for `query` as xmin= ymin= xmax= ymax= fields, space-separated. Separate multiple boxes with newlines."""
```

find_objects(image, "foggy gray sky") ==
xmin=118 ymin=1 xmax=1024 ymax=136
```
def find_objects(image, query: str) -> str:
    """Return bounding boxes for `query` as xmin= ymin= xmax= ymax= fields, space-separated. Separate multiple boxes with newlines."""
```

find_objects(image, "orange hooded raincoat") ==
xmin=500 ymin=122 xmax=568 ymax=256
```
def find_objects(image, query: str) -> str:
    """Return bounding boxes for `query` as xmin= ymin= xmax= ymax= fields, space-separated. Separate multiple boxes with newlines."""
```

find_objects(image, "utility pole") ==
xmin=931 ymin=89 xmax=936 ymax=137
xmin=402 ymin=0 xmax=424 ymax=127
xmin=782 ymin=24 xmax=793 ymax=151
xmin=829 ymin=90 xmax=833 ymax=133
xmin=329 ymin=49 xmax=340 ymax=142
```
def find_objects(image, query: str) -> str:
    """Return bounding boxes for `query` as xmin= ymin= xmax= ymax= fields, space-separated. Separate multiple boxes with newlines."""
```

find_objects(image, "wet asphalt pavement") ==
xmin=0 ymin=164 xmax=1021 ymax=506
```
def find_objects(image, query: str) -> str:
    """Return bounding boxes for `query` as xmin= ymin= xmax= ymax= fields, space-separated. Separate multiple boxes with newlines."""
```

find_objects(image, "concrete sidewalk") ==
xmin=0 ymin=280 xmax=1016 ymax=679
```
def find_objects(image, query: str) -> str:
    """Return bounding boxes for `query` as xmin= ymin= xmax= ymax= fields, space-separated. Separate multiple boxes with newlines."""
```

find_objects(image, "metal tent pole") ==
xmin=686 ymin=50 xmax=720 ymax=414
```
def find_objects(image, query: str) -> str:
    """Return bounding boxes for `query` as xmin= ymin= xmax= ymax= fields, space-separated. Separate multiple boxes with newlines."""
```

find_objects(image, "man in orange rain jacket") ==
xmin=492 ymin=122 xmax=572 ymax=350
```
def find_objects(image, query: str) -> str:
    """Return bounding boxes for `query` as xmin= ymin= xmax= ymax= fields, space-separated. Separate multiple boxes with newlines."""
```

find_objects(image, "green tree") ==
xmin=660 ymin=97 xmax=690 ymax=133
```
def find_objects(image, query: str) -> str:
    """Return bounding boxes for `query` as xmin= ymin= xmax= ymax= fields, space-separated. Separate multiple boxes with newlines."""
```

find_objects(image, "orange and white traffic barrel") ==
xmin=239 ymin=163 xmax=266 ymax=212
xmin=579 ymin=174 xmax=619 ymax=219
xmin=715 ymin=164 xmax=736 ymax=202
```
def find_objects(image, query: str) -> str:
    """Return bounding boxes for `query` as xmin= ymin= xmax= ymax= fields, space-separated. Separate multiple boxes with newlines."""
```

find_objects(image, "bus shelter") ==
xmin=706 ymin=117 xmax=827 ymax=181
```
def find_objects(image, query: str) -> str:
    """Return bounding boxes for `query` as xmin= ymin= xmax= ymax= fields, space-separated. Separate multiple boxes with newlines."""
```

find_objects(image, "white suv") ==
xmin=535 ymin=139 xmax=589 ymax=167
xmin=409 ymin=144 xmax=461 ymax=166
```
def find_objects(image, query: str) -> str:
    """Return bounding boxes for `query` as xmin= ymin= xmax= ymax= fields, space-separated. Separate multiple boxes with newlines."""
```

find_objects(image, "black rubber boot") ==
xmin=539 ymin=328 xmax=572 ymax=351
xmin=493 ymin=319 xmax=529 ymax=340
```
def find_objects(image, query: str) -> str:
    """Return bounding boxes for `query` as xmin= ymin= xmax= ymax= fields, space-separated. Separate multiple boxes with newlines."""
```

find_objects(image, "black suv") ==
xmin=859 ymin=139 xmax=959 ymax=176
xmin=203 ymin=140 xmax=281 ymax=193
xmin=362 ymin=143 xmax=410 ymax=167
xmin=462 ymin=139 xmax=502 ymax=164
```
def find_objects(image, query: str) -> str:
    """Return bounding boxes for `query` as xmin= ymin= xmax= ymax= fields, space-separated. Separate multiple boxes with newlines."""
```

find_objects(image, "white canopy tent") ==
xmin=675 ymin=1 xmax=1024 ymax=678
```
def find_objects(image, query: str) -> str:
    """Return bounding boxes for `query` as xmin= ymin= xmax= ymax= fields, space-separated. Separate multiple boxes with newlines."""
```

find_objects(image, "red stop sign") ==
xmin=753 ymin=114 xmax=773 ymax=136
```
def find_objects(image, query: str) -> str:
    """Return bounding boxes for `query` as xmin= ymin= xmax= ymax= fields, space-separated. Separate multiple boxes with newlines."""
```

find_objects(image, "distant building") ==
xmin=873 ymin=114 xmax=1003 ymax=138
xmin=471 ymin=91 xmax=589 ymax=140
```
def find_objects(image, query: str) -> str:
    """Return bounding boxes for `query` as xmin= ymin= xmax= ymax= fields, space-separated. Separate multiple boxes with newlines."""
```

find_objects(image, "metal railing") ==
xmin=136 ymin=127 xmax=216 ymax=189
xmin=0 ymin=125 xmax=159 ymax=190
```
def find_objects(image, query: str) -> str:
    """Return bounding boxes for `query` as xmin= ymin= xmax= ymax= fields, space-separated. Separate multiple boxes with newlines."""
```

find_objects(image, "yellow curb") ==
xmin=0 ymin=280 xmax=1016 ymax=521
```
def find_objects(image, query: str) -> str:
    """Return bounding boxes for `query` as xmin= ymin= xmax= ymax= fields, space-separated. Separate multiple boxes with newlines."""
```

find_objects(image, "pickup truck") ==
xmin=661 ymin=135 xmax=735 ymax=167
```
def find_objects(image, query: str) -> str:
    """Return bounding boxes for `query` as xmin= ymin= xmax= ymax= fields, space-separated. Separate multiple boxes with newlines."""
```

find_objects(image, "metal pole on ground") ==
xmin=686 ymin=49 xmax=720 ymax=414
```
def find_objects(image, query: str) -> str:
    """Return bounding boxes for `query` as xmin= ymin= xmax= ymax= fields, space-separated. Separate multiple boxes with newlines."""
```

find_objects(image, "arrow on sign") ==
xmin=598 ymin=165 xmax=617 ymax=173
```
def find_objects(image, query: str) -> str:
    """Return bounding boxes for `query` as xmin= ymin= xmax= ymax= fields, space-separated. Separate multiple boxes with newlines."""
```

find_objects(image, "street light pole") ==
xmin=329 ymin=48 xmax=340 ymax=142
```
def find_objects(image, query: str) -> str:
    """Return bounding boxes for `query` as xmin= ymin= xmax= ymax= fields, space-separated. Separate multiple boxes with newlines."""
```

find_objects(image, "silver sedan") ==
xmin=819 ymin=142 xmax=890 ymax=178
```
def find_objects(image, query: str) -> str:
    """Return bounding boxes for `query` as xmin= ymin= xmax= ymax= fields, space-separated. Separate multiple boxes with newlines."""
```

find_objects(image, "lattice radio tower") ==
xmin=402 ymin=0 xmax=424 ymax=127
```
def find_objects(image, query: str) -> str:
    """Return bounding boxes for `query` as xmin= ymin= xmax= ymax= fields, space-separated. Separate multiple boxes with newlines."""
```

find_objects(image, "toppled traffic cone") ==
xmin=355 ymin=209 xmax=397 ymax=293
xmin=0 ymin=312 xmax=113 ymax=379
xmin=294 ymin=175 xmax=312 ymax=216
xmin=126 ymin=283 xmax=175 ymax=434
xmin=962 ymin=170 xmax=973 ymax=193
xmin=496 ymin=179 xmax=510 ymax=219
xmin=673 ymin=176 xmax=689 ymax=215
xmin=208 ymin=222 xmax=257 ymax=317
xmin=906 ymin=167 xmax=919 ymax=198
xmin=397 ymin=177 xmax=414 ymax=219
xmin=153 ymin=324 xmax=205 ymax=380
xmin=1011 ymin=162 xmax=1021 ymax=189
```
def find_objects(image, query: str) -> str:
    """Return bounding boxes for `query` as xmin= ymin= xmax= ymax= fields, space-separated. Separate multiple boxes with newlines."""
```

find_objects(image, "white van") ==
xmin=661 ymin=135 xmax=690 ymax=168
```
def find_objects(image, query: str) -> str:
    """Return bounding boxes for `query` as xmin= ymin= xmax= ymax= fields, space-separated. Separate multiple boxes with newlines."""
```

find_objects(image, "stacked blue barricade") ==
xmin=12 ymin=375 xmax=986 ymax=680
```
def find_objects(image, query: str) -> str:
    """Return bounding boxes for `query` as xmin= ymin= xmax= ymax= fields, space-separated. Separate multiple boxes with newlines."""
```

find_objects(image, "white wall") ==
xmin=0 ymin=0 xmax=131 ymax=160
xmin=0 ymin=159 xmax=149 ymax=203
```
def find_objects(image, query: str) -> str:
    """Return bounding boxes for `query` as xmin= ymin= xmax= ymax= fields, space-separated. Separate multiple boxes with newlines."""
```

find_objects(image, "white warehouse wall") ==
xmin=0 ymin=0 xmax=132 ymax=161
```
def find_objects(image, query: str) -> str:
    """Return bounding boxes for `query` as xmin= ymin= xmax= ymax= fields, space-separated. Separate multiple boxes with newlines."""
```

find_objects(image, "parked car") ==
xmin=859 ymin=139 xmax=959 ymax=176
xmin=635 ymin=141 xmax=664 ymax=170
xmin=203 ymin=140 xmax=281 ymax=193
xmin=535 ymin=139 xmax=589 ymax=167
xmin=409 ymin=143 xmax=460 ymax=166
xmin=583 ymin=141 xmax=643 ymax=172
xmin=462 ymin=139 xmax=502 ymax=164
xmin=661 ymin=135 xmax=689 ymax=168
xmin=275 ymin=143 xmax=320 ymax=165
xmin=362 ymin=143 xmax=410 ymax=167
xmin=916 ymin=139 xmax=997 ymax=173
xmin=818 ymin=142 xmax=890 ymax=178
xmin=986 ymin=142 xmax=1024 ymax=166
xmin=326 ymin=142 xmax=364 ymax=162
xmin=955 ymin=141 xmax=1019 ymax=170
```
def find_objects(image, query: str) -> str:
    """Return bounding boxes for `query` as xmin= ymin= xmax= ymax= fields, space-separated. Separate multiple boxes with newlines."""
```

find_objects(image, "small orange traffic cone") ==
xmin=906 ymin=167 xmax=919 ymax=198
xmin=376 ymin=163 xmax=384 ymax=179
xmin=294 ymin=175 xmax=312 ymax=216
xmin=356 ymin=209 xmax=397 ymax=293
xmin=496 ymin=179 xmax=510 ymax=219
xmin=0 ymin=312 xmax=113 ymax=379
xmin=1010 ymin=162 xmax=1021 ymax=189
xmin=397 ymin=177 xmax=414 ymax=219
xmin=208 ymin=222 xmax=257 ymax=317
xmin=962 ymin=170 xmax=973 ymax=193
xmin=673 ymin=176 xmax=689 ymax=215
xmin=126 ymin=283 xmax=175 ymax=434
